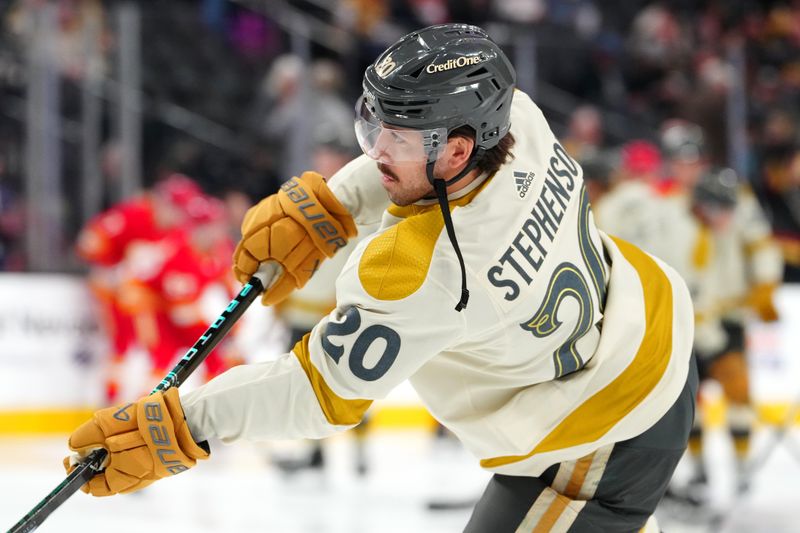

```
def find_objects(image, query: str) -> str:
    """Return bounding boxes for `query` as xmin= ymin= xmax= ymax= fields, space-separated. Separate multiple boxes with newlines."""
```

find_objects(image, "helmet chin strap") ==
xmin=426 ymin=147 xmax=485 ymax=312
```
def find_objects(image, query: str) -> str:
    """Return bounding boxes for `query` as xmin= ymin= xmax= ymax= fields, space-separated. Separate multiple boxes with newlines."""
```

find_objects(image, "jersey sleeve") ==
xmin=326 ymin=155 xmax=390 ymax=228
xmin=181 ymin=241 xmax=467 ymax=442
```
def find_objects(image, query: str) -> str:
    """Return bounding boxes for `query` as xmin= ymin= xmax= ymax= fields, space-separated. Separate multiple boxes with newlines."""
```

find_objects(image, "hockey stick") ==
xmin=8 ymin=268 xmax=274 ymax=533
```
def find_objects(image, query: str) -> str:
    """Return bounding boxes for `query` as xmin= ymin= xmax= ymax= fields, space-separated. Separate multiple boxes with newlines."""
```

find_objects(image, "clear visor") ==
xmin=354 ymin=95 xmax=446 ymax=166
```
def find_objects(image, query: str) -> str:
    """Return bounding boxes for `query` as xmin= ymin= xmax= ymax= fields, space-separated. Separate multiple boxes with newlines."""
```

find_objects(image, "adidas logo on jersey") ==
xmin=514 ymin=170 xmax=535 ymax=198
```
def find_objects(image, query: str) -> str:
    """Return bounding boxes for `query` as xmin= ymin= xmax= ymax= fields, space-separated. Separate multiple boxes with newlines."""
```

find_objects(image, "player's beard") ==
xmin=378 ymin=163 xmax=435 ymax=206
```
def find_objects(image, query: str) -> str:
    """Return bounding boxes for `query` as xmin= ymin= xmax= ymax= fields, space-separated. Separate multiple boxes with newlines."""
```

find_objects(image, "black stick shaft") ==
xmin=152 ymin=276 xmax=264 ymax=393
xmin=7 ymin=276 xmax=265 ymax=533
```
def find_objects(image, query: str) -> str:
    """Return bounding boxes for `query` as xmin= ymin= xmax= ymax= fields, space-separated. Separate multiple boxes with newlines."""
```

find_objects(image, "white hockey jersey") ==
xmin=714 ymin=187 xmax=783 ymax=322
xmin=652 ymin=193 xmax=729 ymax=355
xmin=182 ymin=91 xmax=694 ymax=477
xmin=593 ymin=180 xmax=673 ymax=263
xmin=278 ymin=235 xmax=363 ymax=332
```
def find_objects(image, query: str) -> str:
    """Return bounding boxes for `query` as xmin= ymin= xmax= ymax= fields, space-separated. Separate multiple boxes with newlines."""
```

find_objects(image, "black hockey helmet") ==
xmin=693 ymin=167 xmax=738 ymax=209
xmin=357 ymin=23 xmax=516 ymax=169
xmin=356 ymin=24 xmax=516 ymax=313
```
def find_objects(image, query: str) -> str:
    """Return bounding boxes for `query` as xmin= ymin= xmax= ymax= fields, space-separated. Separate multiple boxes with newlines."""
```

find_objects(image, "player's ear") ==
xmin=445 ymin=135 xmax=475 ymax=172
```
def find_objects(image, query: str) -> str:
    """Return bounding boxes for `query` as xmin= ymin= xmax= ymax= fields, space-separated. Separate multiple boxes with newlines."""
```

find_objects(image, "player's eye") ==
xmin=390 ymin=131 xmax=407 ymax=145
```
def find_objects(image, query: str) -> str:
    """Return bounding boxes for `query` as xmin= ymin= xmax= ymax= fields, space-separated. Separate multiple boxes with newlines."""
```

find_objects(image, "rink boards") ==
xmin=1 ymin=273 xmax=799 ymax=434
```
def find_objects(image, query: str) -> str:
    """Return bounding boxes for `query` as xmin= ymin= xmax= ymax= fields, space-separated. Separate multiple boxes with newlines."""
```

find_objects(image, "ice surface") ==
xmin=1 ymin=428 xmax=799 ymax=533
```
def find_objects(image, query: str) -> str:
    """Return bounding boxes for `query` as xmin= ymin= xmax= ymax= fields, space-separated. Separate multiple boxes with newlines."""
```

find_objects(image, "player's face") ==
xmin=355 ymin=96 xmax=449 ymax=204
xmin=695 ymin=203 xmax=734 ymax=230
xmin=364 ymin=125 xmax=436 ymax=205
xmin=671 ymin=158 xmax=707 ymax=189
xmin=375 ymin=132 xmax=478 ymax=205
xmin=376 ymin=158 xmax=435 ymax=205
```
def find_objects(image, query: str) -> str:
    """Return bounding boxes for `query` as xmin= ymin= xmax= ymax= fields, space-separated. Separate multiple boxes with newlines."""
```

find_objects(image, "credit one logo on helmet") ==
xmin=375 ymin=55 xmax=397 ymax=78
xmin=426 ymin=55 xmax=486 ymax=74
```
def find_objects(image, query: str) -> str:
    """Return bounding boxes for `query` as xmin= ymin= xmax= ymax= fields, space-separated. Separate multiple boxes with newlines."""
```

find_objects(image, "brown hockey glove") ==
xmin=63 ymin=388 xmax=209 ymax=497
xmin=233 ymin=171 xmax=356 ymax=306
xmin=747 ymin=282 xmax=779 ymax=322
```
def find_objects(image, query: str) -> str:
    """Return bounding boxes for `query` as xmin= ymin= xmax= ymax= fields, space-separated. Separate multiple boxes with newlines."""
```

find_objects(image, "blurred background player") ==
xmin=752 ymin=109 xmax=800 ymax=282
xmin=591 ymin=139 xmax=672 ymax=261
xmin=659 ymin=120 xmax=708 ymax=198
xmin=561 ymin=104 xmax=605 ymax=162
xmin=117 ymin=193 xmax=242 ymax=391
xmin=75 ymin=174 xmax=206 ymax=403
xmin=665 ymin=167 xmax=781 ymax=507
xmin=661 ymin=122 xmax=783 ymax=497
xmin=660 ymin=118 xmax=782 ymax=330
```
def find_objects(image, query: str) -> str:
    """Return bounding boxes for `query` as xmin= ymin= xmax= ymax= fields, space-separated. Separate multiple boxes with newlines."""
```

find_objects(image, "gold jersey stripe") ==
xmin=360 ymin=176 xmax=494 ymax=301
xmin=532 ymin=492 xmax=570 ymax=533
xmin=692 ymin=224 xmax=712 ymax=269
xmin=563 ymin=452 xmax=595 ymax=498
xmin=482 ymin=237 xmax=674 ymax=468
xmin=386 ymin=174 xmax=494 ymax=218
xmin=292 ymin=333 xmax=372 ymax=426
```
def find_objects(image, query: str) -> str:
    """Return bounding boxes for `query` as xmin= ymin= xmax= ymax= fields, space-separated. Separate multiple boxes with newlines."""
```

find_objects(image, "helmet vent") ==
xmin=408 ymin=65 xmax=426 ymax=79
xmin=466 ymin=67 xmax=489 ymax=78
xmin=490 ymin=78 xmax=501 ymax=90
xmin=382 ymin=98 xmax=436 ymax=107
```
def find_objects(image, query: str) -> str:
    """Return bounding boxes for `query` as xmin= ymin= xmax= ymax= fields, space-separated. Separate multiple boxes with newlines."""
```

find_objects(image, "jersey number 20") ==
xmin=321 ymin=307 xmax=401 ymax=381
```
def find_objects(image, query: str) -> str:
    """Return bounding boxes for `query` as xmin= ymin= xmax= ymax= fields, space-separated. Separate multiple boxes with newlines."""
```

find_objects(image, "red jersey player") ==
xmin=118 ymin=195 xmax=241 ymax=386
xmin=76 ymin=174 xmax=205 ymax=402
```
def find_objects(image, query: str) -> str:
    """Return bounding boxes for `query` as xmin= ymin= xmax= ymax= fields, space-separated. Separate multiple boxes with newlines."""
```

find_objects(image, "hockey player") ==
xmin=660 ymin=118 xmax=782 ymax=324
xmin=118 ymin=194 xmax=241 ymax=387
xmin=660 ymin=122 xmax=783 ymax=497
xmin=76 ymin=173 xmax=206 ymax=403
xmin=592 ymin=140 xmax=673 ymax=261
xmin=65 ymin=24 xmax=695 ymax=532
xmin=691 ymin=167 xmax=782 ymax=498
xmin=654 ymin=168 xmax=757 ymax=509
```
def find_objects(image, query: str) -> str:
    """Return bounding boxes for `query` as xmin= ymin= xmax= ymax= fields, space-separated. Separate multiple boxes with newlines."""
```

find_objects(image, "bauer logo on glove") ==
xmin=233 ymin=171 xmax=357 ymax=306
xmin=64 ymin=388 xmax=209 ymax=497
xmin=280 ymin=178 xmax=349 ymax=251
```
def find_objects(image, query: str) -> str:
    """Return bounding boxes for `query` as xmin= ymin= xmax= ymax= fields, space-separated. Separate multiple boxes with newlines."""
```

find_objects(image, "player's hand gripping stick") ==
xmin=7 ymin=264 xmax=278 ymax=533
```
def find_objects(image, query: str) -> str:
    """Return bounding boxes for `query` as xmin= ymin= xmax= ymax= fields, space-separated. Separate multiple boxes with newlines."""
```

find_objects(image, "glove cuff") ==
xmin=163 ymin=388 xmax=211 ymax=460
